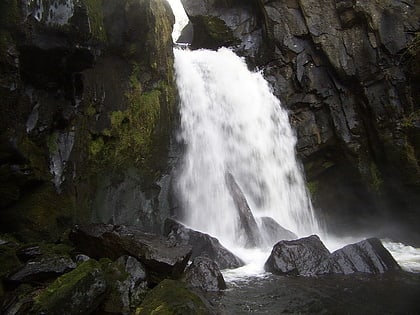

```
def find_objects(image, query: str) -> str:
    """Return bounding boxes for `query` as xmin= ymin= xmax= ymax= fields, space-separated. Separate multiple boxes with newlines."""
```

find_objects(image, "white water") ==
xmin=174 ymin=47 xmax=319 ymax=249
xmin=167 ymin=0 xmax=420 ymax=276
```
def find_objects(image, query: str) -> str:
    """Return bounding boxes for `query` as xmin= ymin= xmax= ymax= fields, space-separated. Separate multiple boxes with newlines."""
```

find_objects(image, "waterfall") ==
xmin=174 ymin=47 xmax=320 ymax=249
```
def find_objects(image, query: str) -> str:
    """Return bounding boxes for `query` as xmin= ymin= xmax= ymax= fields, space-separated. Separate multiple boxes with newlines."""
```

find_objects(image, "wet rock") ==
xmin=30 ymin=259 xmax=107 ymax=314
xmin=185 ymin=256 xmax=227 ymax=292
xmin=258 ymin=217 xmax=297 ymax=245
xmin=265 ymin=236 xmax=402 ymax=276
xmin=16 ymin=245 xmax=42 ymax=262
xmin=6 ymin=255 xmax=76 ymax=283
xmin=164 ymin=218 xmax=244 ymax=269
xmin=69 ymin=224 xmax=192 ymax=282
xmin=135 ymin=279 xmax=211 ymax=315
xmin=264 ymin=235 xmax=335 ymax=276
xmin=331 ymin=238 xmax=401 ymax=274
xmin=225 ymin=172 xmax=262 ymax=247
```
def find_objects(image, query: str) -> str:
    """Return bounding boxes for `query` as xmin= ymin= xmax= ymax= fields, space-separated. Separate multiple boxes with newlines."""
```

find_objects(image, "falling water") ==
xmin=167 ymin=0 xmax=420 ymax=274
xmin=174 ymin=48 xmax=320 ymax=249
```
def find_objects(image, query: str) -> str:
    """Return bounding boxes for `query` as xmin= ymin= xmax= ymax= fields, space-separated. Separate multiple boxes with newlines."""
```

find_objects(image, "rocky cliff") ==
xmin=0 ymin=0 xmax=176 ymax=242
xmin=180 ymin=0 xmax=420 ymax=242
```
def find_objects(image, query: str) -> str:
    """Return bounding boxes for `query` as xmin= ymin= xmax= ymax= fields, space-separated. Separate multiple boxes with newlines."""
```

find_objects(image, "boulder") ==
xmin=264 ymin=235 xmax=335 ymax=276
xmin=16 ymin=245 xmax=43 ymax=262
xmin=258 ymin=217 xmax=297 ymax=245
xmin=69 ymin=224 xmax=192 ymax=282
xmin=6 ymin=255 xmax=76 ymax=283
xmin=185 ymin=256 xmax=227 ymax=291
xmin=225 ymin=172 xmax=262 ymax=247
xmin=135 ymin=279 xmax=211 ymax=315
xmin=164 ymin=218 xmax=244 ymax=269
xmin=330 ymin=238 xmax=402 ymax=274
xmin=265 ymin=236 xmax=402 ymax=276
xmin=31 ymin=259 xmax=107 ymax=314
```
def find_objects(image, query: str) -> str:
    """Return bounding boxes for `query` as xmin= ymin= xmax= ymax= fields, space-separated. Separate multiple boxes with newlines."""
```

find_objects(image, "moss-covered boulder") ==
xmin=31 ymin=259 xmax=107 ymax=315
xmin=135 ymin=279 xmax=211 ymax=315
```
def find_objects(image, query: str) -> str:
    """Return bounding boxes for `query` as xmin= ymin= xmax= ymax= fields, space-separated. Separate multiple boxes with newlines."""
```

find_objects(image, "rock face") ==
xmin=185 ymin=256 xmax=227 ymax=291
xmin=0 ymin=0 xmax=176 ymax=242
xmin=165 ymin=218 xmax=244 ymax=269
xmin=181 ymin=0 xmax=420 ymax=243
xmin=264 ymin=236 xmax=401 ymax=276
xmin=69 ymin=224 xmax=192 ymax=282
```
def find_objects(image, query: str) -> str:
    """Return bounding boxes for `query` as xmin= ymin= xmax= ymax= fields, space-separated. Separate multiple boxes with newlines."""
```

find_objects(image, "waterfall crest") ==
xmin=174 ymin=47 xmax=320 ymax=249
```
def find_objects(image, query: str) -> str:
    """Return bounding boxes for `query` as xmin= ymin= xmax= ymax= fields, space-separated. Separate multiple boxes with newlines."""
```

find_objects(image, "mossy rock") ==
xmin=191 ymin=15 xmax=239 ymax=49
xmin=135 ymin=279 xmax=211 ymax=315
xmin=32 ymin=259 xmax=107 ymax=315
xmin=3 ymin=184 xmax=76 ymax=243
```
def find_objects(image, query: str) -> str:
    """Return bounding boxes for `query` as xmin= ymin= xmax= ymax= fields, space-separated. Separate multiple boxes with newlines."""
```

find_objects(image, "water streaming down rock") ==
xmin=174 ymin=47 xmax=320 ymax=249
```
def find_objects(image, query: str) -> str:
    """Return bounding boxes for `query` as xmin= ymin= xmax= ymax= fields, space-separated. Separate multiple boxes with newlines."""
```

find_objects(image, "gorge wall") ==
xmin=180 ymin=0 xmax=420 ymax=242
xmin=0 ymin=0 xmax=176 ymax=241
xmin=1 ymin=0 xmax=419 ymax=245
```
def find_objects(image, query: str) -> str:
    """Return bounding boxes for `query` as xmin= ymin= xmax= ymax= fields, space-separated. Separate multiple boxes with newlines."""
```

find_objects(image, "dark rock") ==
xmin=265 ymin=236 xmax=402 ymax=277
xmin=264 ymin=235 xmax=335 ymax=276
xmin=16 ymin=245 xmax=42 ymax=262
xmin=101 ymin=256 xmax=148 ymax=314
xmin=31 ymin=259 xmax=107 ymax=314
xmin=185 ymin=256 xmax=227 ymax=291
xmin=330 ymin=238 xmax=402 ymax=274
xmin=69 ymin=224 xmax=192 ymax=283
xmin=6 ymin=255 xmax=76 ymax=283
xmin=164 ymin=218 xmax=244 ymax=269
xmin=258 ymin=217 xmax=297 ymax=245
xmin=135 ymin=279 xmax=212 ymax=315
xmin=225 ymin=172 xmax=262 ymax=247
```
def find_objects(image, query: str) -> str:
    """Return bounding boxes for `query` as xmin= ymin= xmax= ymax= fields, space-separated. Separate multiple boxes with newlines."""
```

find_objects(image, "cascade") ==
xmin=174 ymin=48 xmax=320 ymax=250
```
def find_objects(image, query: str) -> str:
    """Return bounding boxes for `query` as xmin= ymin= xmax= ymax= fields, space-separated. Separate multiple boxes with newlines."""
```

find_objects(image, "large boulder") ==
xmin=264 ymin=235 xmax=335 ymax=276
xmin=331 ymin=238 xmax=401 ymax=274
xmin=69 ymin=224 xmax=192 ymax=282
xmin=265 ymin=236 xmax=402 ymax=276
xmin=6 ymin=255 xmax=76 ymax=283
xmin=225 ymin=172 xmax=262 ymax=247
xmin=185 ymin=256 xmax=227 ymax=291
xmin=164 ymin=218 xmax=244 ymax=269
xmin=30 ymin=259 xmax=107 ymax=314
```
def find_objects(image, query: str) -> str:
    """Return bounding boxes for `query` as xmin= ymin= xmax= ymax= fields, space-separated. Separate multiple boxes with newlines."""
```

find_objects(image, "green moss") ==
xmin=135 ymin=280 xmax=209 ymax=315
xmin=81 ymin=0 xmax=107 ymax=42
xmin=7 ymin=184 xmax=75 ymax=242
xmin=193 ymin=15 xmax=239 ymax=49
xmin=368 ymin=162 xmax=383 ymax=193
xmin=307 ymin=181 xmax=319 ymax=196
xmin=17 ymin=135 xmax=50 ymax=181
xmin=34 ymin=259 xmax=105 ymax=313
xmin=47 ymin=132 xmax=59 ymax=154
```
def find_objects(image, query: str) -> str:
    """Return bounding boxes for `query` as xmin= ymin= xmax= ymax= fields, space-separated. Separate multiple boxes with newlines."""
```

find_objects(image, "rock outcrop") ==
xmin=0 ymin=0 xmax=177 ymax=242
